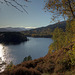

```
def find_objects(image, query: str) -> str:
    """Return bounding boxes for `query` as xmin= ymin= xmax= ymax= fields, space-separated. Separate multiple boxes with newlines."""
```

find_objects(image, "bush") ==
xmin=10 ymin=66 xmax=41 ymax=75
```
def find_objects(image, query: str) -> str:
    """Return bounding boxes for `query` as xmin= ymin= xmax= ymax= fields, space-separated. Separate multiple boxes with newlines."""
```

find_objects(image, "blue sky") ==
xmin=0 ymin=0 xmax=64 ymax=28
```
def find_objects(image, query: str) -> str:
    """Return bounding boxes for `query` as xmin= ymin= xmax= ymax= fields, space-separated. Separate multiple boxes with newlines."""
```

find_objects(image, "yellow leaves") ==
xmin=70 ymin=18 xmax=75 ymax=42
xmin=48 ymin=3 xmax=51 ymax=7
xmin=72 ymin=45 xmax=75 ymax=51
xmin=71 ymin=19 xmax=75 ymax=33
xmin=45 ymin=0 xmax=75 ymax=20
xmin=68 ymin=49 xmax=75 ymax=65
xmin=49 ymin=20 xmax=74 ymax=53
xmin=49 ymin=44 xmax=54 ymax=53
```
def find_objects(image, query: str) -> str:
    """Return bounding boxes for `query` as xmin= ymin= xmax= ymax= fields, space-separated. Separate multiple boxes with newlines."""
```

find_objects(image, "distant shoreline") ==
xmin=26 ymin=36 xmax=52 ymax=38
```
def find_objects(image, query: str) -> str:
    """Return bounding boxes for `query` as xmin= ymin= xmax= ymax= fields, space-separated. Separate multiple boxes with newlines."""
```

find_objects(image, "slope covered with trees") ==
xmin=0 ymin=32 xmax=28 ymax=44
xmin=23 ymin=21 xmax=66 ymax=38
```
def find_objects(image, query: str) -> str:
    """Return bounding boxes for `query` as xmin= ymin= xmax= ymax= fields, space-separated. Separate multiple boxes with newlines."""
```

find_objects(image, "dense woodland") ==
xmin=0 ymin=32 xmax=28 ymax=44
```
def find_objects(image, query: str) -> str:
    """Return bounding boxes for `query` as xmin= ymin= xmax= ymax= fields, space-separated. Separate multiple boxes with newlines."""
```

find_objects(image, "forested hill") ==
xmin=0 ymin=27 xmax=26 ymax=32
xmin=0 ymin=32 xmax=28 ymax=44
xmin=46 ymin=21 xmax=66 ymax=31
xmin=23 ymin=21 xmax=66 ymax=38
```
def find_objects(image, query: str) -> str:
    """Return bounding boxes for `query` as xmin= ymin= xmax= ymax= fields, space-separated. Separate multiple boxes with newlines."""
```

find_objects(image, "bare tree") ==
xmin=0 ymin=0 xmax=31 ymax=14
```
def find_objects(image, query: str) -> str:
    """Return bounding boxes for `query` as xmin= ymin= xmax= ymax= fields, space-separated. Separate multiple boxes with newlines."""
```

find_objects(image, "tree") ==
xmin=52 ymin=27 xmax=65 ymax=50
xmin=45 ymin=0 xmax=75 ymax=20
xmin=45 ymin=0 xmax=75 ymax=49
xmin=0 ymin=0 xmax=31 ymax=14
xmin=49 ymin=27 xmax=65 ymax=53
xmin=23 ymin=55 xmax=32 ymax=62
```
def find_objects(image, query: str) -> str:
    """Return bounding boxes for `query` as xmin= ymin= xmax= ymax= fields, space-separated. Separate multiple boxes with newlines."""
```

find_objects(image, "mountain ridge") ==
xmin=24 ymin=21 xmax=66 ymax=37
xmin=0 ymin=27 xmax=27 ymax=32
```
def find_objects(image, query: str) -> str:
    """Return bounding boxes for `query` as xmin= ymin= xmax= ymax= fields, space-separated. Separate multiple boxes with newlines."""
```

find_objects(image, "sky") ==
xmin=0 ymin=0 xmax=65 ymax=28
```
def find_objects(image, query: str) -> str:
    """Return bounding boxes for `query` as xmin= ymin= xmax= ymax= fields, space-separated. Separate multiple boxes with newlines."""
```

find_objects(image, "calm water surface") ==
xmin=0 ymin=37 xmax=53 ymax=72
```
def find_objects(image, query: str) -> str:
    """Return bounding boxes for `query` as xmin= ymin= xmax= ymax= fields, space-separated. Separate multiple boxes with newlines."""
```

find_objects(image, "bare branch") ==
xmin=68 ymin=0 xmax=75 ymax=18
xmin=0 ymin=1 xmax=3 ymax=4
xmin=1 ymin=0 xmax=29 ymax=14
xmin=12 ymin=0 xmax=28 ymax=14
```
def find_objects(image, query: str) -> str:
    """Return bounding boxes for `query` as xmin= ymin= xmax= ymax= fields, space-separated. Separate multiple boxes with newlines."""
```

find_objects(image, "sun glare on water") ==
xmin=0 ymin=44 xmax=4 ymax=61
xmin=0 ymin=44 xmax=6 ymax=73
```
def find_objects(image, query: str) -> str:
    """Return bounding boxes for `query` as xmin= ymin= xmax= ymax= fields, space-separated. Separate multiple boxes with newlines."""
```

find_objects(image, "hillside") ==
xmin=1 ymin=42 xmax=75 ymax=75
xmin=0 ymin=27 xmax=26 ymax=32
xmin=0 ymin=32 xmax=28 ymax=44
xmin=23 ymin=21 xmax=66 ymax=38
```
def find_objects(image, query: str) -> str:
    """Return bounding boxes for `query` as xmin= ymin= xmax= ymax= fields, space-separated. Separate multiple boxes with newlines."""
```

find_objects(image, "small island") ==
xmin=0 ymin=32 xmax=28 ymax=44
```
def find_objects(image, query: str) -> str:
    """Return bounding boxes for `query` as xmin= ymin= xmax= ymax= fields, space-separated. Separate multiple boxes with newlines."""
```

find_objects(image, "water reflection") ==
xmin=0 ymin=37 xmax=53 ymax=73
xmin=0 ymin=44 xmax=6 ymax=73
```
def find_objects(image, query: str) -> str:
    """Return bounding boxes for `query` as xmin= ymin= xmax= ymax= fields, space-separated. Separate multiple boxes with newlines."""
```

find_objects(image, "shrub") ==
xmin=10 ymin=66 xmax=41 ymax=75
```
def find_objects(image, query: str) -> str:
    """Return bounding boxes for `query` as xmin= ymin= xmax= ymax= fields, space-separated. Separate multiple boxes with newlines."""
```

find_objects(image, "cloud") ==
xmin=25 ymin=27 xmax=36 ymax=29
